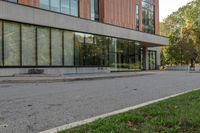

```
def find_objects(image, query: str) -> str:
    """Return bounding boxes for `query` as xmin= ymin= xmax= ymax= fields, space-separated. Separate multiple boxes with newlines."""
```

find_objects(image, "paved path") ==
xmin=0 ymin=71 xmax=200 ymax=133
xmin=0 ymin=72 xmax=153 ymax=84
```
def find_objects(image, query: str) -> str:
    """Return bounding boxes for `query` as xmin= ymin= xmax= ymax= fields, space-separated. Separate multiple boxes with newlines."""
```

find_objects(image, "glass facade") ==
xmin=90 ymin=0 xmax=99 ymax=21
xmin=0 ymin=20 xmax=144 ymax=70
xmin=142 ymin=0 xmax=155 ymax=34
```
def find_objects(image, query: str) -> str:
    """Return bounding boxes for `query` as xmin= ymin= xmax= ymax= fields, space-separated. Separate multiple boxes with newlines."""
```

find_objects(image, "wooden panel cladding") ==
xmin=79 ymin=0 xmax=91 ymax=19
xmin=99 ymin=0 xmax=104 ymax=22
xmin=154 ymin=0 xmax=160 ymax=35
xmin=138 ymin=0 xmax=143 ymax=31
xmin=18 ymin=0 xmax=39 ymax=7
xmin=101 ymin=0 xmax=135 ymax=29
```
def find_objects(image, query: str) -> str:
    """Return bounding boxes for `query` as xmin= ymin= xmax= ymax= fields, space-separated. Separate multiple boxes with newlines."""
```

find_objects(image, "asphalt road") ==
xmin=1 ymin=71 xmax=200 ymax=133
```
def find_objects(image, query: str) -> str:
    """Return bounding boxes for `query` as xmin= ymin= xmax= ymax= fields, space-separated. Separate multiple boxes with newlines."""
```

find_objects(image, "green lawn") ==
xmin=59 ymin=89 xmax=200 ymax=133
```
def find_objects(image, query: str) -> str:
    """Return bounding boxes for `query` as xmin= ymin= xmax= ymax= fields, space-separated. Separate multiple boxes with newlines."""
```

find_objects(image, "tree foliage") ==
xmin=160 ymin=0 xmax=200 ymax=66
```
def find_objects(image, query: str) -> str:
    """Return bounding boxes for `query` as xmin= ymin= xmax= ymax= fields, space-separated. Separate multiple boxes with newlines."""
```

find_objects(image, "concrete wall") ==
xmin=0 ymin=1 xmax=168 ymax=46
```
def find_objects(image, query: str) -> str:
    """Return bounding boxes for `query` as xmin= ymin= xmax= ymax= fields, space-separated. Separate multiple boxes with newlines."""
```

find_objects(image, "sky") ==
xmin=159 ymin=0 xmax=193 ymax=22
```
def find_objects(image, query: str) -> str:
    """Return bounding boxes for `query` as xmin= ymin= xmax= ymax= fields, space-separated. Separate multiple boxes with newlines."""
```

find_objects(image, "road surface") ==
xmin=0 ymin=71 xmax=200 ymax=133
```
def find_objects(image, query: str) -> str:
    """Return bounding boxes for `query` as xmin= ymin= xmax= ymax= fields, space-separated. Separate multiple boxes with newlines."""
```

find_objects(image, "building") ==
xmin=0 ymin=0 xmax=168 ymax=76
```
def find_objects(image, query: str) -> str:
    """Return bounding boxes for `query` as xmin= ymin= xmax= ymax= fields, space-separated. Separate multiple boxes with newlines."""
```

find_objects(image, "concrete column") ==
xmin=143 ymin=47 xmax=149 ymax=70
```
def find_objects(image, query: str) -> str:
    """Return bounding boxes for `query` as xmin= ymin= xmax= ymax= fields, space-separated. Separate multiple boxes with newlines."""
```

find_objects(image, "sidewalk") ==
xmin=0 ymin=71 xmax=155 ymax=84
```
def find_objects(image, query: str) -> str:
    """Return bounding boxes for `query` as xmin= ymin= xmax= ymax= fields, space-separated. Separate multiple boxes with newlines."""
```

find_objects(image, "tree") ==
xmin=160 ymin=0 xmax=200 ymax=66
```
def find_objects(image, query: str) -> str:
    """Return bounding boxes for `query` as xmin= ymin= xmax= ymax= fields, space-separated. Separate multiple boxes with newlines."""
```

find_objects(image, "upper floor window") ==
xmin=142 ymin=0 xmax=155 ymax=34
xmin=90 ymin=0 xmax=99 ymax=21
xmin=61 ymin=0 xmax=70 ymax=14
xmin=6 ymin=0 xmax=17 ymax=3
xmin=39 ymin=0 xmax=79 ymax=17
xmin=136 ymin=4 xmax=140 ymax=31
xmin=40 ymin=0 xmax=50 ymax=10
xmin=50 ymin=0 xmax=61 ymax=12
xmin=71 ymin=0 xmax=79 ymax=16
xmin=142 ymin=0 xmax=154 ymax=4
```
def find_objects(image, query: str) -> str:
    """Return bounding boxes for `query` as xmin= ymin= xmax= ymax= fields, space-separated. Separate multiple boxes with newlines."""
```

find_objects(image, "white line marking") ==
xmin=39 ymin=88 xmax=200 ymax=133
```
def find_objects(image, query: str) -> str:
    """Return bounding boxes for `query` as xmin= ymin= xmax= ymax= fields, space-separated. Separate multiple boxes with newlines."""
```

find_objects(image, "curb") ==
xmin=38 ymin=88 xmax=200 ymax=133
xmin=0 ymin=73 xmax=153 ymax=84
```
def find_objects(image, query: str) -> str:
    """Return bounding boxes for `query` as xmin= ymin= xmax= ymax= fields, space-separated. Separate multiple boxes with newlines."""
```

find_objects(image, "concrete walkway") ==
xmin=0 ymin=71 xmax=154 ymax=84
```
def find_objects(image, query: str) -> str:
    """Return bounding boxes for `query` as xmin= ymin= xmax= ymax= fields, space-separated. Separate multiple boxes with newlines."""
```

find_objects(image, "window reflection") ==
xmin=109 ymin=38 xmax=141 ymax=70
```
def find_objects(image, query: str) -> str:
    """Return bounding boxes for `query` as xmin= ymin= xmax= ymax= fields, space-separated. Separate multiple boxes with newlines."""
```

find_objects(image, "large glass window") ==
xmin=0 ymin=21 xmax=2 ymax=66
xmin=40 ymin=0 xmax=50 ymax=10
xmin=61 ymin=0 xmax=70 ymax=14
xmin=109 ymin=39 xmax=141 ymax=70
xmin=142 ymin=0 xmax=155 ymax=34
xmin=21 ymin=24 xmax=36 ymax=66
xmin=129 ymin=41 xmax=141 ymax=70
xmin=84 ymin=34 xmax=105 ymax=66
xmin=75 ymin=33 xmax=109 ymax=67
xmin=75 ymin=33 xmax=84 ymax=66
xmin=64 ymin=31 xmax=74 ymax=66
xmin=4 ymin=22 xmax=20 ymax=66
xmin=109 ymin=38 xmax=117 ymax=68
xmin=50 ymin=0 xmax=61 ymax=12
xmin=95 ymin=36 xmax=109 ymax=66
xmin=51 ymin=29 xmax=63 ymax=66
xmin=37 ymin=27 xmax=50 ymax=66
xmin=83 ymin=34 xmax=94 ymax=66
xmin=90 ymin=0 xmax=99 ymax=21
